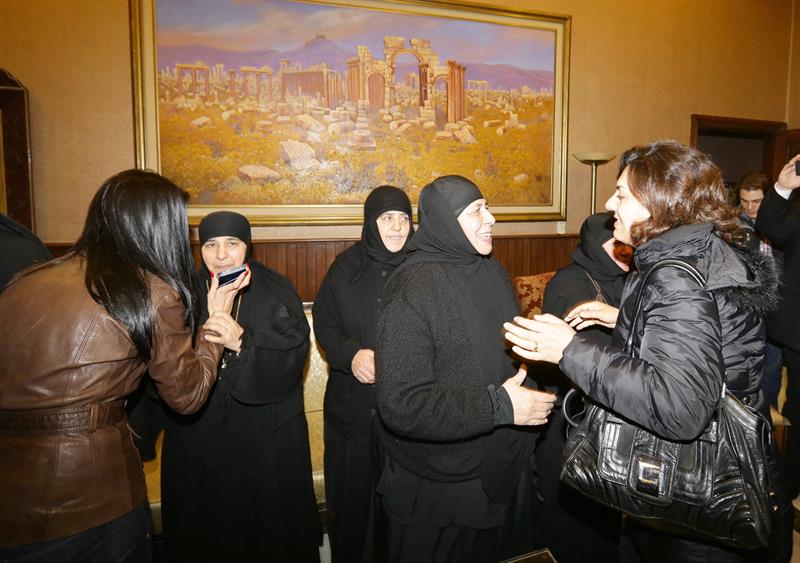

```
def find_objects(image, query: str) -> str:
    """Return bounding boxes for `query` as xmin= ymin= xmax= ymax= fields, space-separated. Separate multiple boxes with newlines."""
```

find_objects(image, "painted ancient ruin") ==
xmin=157 ymin=33 xmax=555 ymax=207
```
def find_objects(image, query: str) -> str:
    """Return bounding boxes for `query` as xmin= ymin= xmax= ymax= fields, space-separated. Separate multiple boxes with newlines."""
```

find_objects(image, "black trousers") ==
xmin=780 ymin=344 xmax=800 ymax=492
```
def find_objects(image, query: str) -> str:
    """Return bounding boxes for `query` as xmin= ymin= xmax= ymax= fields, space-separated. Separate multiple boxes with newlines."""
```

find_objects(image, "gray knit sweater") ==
xmin=375 ymin=262 xmax=504 ymax=482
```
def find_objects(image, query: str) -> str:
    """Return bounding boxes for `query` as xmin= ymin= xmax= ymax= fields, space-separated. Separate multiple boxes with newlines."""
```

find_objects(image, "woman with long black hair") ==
xmin=0 ymin=170 xmax=245 ymax=562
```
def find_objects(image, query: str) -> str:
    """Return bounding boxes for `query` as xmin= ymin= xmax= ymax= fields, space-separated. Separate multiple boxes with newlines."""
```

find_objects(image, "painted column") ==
xmin=418 ymin=63 xmax=429 ymax=105
xmin=227 ymin=70 xmax=237 ymax=97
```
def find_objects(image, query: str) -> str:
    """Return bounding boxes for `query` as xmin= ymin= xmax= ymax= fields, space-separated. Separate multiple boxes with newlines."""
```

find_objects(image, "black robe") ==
xmin=161 ymin=261 xmax=321 ymax=563
xmin=313 ymin=245 xmax=389 ymax=442
xmin=312 ymin=184 xmax=412 ymax=563
xmin=375 ymin=176 xmax=538 ymax=562
xmin=312 ymin=245 xmax=397 ymax=563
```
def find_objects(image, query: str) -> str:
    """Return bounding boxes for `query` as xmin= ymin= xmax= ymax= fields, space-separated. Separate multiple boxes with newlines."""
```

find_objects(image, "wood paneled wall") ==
xmin=48 ymin=234 xmax=580 ymax=302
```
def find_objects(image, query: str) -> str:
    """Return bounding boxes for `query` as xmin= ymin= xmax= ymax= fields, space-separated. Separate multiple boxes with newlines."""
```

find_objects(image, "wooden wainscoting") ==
xmin=47 ymin=234 xmax=579 ymax=302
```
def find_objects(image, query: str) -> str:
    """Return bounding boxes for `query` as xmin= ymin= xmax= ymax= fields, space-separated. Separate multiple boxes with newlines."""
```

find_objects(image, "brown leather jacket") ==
xmin=0 ymin=255 xmax=223 ymax=547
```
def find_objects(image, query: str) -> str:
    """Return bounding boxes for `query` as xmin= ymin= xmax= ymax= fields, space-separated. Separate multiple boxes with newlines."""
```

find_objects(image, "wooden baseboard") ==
xmin=47 ymin=234 xmax=579 ymax=302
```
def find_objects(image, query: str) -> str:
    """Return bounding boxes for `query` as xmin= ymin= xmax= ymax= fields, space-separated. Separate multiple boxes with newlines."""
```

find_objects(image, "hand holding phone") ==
xmin=207 ymin=264 xmax=250 ymax=316
xmin=777 ymin=155 xmax=800 ymax=191
xmin=217 ymin=265 xmax=247 ymax=286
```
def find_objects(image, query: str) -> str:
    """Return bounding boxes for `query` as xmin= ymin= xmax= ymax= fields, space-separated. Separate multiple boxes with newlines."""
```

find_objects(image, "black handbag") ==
xmin=560 ymin=259 xmax=775 ymax=549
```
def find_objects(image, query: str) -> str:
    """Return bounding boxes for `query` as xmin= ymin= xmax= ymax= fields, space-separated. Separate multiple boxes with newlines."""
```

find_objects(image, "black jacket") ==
xmin=560 ymin=224 xmax=777 ymax=441
xmin=312 ymin=244 xmax=397 ymax=442
xmin=0 ymin=213 xmax=50 ymax=289
xmin=756 ymin=187 xmax=800 ymax=351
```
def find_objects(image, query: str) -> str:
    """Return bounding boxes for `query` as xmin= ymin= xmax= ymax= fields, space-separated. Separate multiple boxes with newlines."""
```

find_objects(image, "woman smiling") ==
xmin=504 ymin=141 xmax=794 ymax=563
xmin=375 ymin=175 xmax=556 ymax=562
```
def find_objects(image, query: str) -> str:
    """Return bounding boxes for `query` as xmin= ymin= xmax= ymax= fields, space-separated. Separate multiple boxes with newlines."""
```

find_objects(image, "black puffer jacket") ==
xmin=560 ymin=224 xmax=778 ymax=441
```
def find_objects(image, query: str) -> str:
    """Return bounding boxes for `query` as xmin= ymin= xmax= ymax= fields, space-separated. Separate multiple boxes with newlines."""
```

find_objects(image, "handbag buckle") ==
xmin=634 ymin=453 xmax=666 ymax=498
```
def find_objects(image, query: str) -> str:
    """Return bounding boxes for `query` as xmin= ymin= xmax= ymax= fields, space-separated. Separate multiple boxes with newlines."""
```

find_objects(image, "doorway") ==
xmin=690 ymin=114 xmax=786 ymax=186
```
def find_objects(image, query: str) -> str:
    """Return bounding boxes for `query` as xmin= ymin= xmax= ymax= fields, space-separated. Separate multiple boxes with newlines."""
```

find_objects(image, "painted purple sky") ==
xmin=157 ymin=0 xmax=555 ymax=71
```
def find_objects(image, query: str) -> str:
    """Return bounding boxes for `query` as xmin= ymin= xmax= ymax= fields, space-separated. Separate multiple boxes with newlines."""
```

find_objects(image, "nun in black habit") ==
xmin=313 ymin=185 xmax=413 ymax=563
xmin=375 ymin=176 xmax=557 ymax=563
xmin=161 ymin=211 xmax=321 ymax=563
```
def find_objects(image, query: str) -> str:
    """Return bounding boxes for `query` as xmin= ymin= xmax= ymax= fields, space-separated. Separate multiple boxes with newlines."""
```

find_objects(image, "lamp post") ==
xmin=573 ymin=152 xmax=616 ymax=214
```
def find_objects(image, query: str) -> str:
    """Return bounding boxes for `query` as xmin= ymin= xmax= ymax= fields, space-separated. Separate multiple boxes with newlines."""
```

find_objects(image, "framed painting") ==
xmin=131 ymin=0 xmax=570 ymax=225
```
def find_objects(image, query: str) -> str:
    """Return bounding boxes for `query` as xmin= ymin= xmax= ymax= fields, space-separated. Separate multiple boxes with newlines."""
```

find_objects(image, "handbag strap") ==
xmin=564 ymin=258 xmax=711 ymax=430
xmin=623 ymin=259 xmax=707 ymax=354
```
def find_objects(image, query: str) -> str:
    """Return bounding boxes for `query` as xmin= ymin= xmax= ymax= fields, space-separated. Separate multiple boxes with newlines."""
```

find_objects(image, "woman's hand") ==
xmin=501 ymin=365 xmax=557 ymax=425
xmin=203 ymin=311 xmax=244 ymax=352
xmin=503 ymin=314 xmax=576 ymax=364
xmin=351 ymin=349 xmax=376 ymax=384
xmin=563 ymin=300 xmax=619 ymax=331
xmin=207 ymin=266 xmax=250 ymax=316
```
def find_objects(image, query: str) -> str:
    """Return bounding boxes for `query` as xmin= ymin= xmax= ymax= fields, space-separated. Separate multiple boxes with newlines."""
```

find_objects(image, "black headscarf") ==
xmin=571 ymin=212 xmax=627 ymax=305
xmin=199 ymin=211 xmax=252 ymax=259
xmin=573 ymin=213 xmax=625 ymax=280
xmin=404 ymin=175 xmax=483 ymax=264
xmin=403 ymin=175 xmax=529 ymax=502
xmin=344 ymin=185 xmax=413 ymax=282
xmin=362 ymin=185 xmax=414 ymax=265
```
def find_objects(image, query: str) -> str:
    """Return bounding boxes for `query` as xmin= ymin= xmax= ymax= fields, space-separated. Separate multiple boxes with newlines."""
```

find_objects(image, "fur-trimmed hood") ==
xmin=634 ymin=223 xmax=779 ymax=316
xmin=713 ymin=242 xmax=780 ymax=317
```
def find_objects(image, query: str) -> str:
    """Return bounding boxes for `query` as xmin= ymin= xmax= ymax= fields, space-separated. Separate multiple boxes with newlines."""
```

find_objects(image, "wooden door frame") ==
xmin=690 ymin=114 xmax=786 ymax=179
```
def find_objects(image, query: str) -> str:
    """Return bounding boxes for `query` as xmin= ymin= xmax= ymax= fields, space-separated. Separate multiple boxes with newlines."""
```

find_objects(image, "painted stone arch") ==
xmin=432 ymin=73 xmax=449 ymax=86
xmin=345 ymin=37 xmax=465 ymax=122
xmin=387 ymin=48 xmax=427 ymax=68
xmin=430 ymin=73 xmax=450 ymax=124
xmin=385 ymin=46 xmax=430 ymax=109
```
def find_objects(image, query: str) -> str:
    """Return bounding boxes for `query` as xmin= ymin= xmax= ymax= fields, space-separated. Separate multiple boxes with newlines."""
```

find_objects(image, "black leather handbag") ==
xmin=560 ymin=259 xmax=775 ymax=549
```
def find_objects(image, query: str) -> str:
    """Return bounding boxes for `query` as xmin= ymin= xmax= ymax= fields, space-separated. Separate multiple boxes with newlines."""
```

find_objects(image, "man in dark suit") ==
xmin=756 ymin=154 xmax=800 ymax=495
xmin=737 ymin=173 xmax=784 ymax=409
xmin=0 ymin=213 xmax=50 ymax=289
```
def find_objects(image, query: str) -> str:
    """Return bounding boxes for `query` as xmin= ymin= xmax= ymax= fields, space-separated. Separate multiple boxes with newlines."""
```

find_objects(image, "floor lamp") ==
xmin=573 ymin=152 xmax=616 ymax=214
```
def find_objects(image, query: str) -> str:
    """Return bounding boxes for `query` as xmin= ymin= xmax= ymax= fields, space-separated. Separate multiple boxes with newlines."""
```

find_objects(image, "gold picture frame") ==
xmin=130 ymin=0 xmax=570 ymax=226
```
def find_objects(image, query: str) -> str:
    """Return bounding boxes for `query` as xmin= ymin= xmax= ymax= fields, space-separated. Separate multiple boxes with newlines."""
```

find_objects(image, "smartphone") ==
xmin=795 ymin=159 xmax=800 ymax=175
xmin=217 ymin=265 xmax=247 ymax=286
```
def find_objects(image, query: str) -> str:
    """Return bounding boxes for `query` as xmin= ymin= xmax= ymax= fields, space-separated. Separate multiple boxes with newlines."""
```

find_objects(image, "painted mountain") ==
xmin=158 ymin=35 xmax=553 ymax=91
xmin=157 ymin=36 xmax=350 ymax=74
